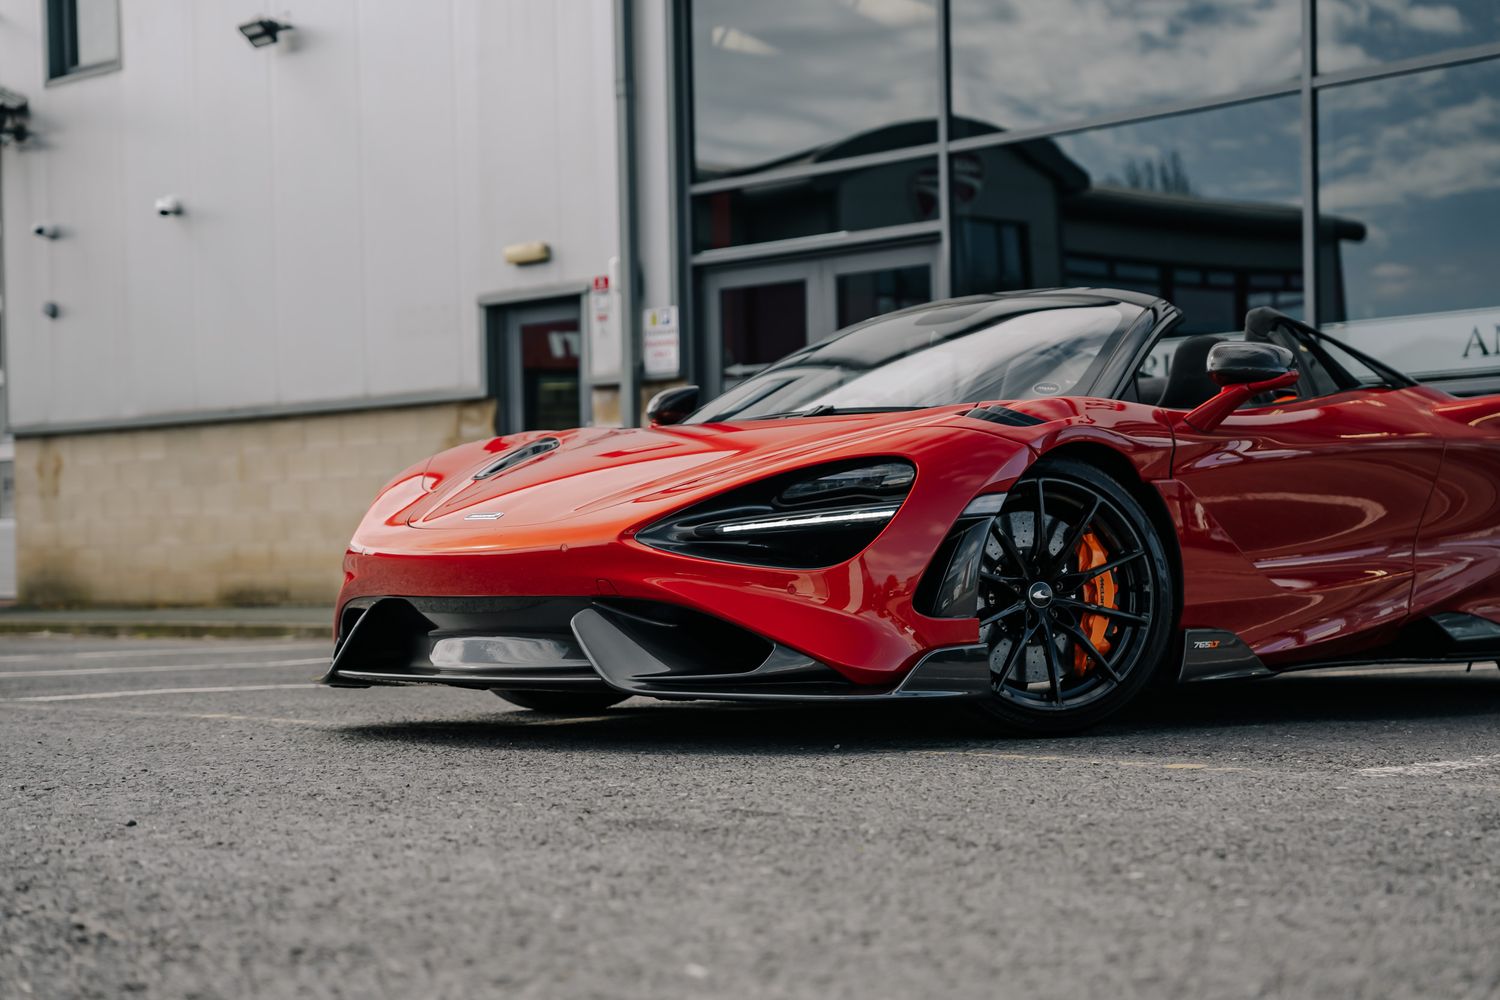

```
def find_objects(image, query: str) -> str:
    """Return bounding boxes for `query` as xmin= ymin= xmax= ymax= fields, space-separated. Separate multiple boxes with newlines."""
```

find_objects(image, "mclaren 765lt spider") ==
xmin=324 ymin=289 xmax=1500 ymax=733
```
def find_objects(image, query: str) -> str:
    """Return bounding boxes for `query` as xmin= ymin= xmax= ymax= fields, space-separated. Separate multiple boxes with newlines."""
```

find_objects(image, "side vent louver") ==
xmin=474 ymin=437 xmax=561 ymax=480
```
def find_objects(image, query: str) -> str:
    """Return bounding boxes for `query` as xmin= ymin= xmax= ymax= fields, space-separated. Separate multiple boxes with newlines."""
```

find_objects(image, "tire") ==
xmin=491 ymin=690 xmax=629 ymax=714
xmin=969 ymin=456 xmax=1175 ymax=735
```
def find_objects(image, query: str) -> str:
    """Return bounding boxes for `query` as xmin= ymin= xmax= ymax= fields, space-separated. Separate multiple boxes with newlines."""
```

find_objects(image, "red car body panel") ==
xmin=334 ymin=297 xmax=1500 ymax=693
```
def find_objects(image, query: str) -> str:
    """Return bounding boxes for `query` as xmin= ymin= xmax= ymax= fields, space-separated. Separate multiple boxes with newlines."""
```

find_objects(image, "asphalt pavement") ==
xmin=3 ymin=634 xmax=1500 ymax=999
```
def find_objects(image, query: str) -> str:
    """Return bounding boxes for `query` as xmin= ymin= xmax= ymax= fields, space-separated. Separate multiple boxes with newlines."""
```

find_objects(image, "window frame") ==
xmin=44 ymin=0 xmax=122 ymax=85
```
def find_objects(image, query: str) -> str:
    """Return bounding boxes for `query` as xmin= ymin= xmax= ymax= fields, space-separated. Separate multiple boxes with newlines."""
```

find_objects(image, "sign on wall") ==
xmin=1326 ymin=307 xmax=1500 ymax=381
xmin=587 ymin=270 xmax=621 ymax=381
xmin=642 ymin=306 xmax=680 ymax=379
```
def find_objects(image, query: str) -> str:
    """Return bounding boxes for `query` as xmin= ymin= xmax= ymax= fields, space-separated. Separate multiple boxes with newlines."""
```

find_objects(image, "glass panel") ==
xmin=690 ymin=0 xmax=939 ymax=181
xmin=1316 ymin=335 xmax=1387 ymax=386
xmin=519 ymin=320 xmax=581 ymax=430
xmin=835 ymin=265 xmax=932 ymax=328
xmin=720 ymin=280 xmax=808 ymax=384
xmin=1317 ymin=59 xmax=1500 ymax=379
xmin=1318 ymin=0 xmax=1500 ymax=74
xmin=693 ymin=157 xmax=937 ymax=251
xmin=952 ymin=96 xmax=1304 ymax=332
xmin=74 ymin=0 xmax=119 ymax=68
xmin=950 ymin=0 xmax=1300 ymax=137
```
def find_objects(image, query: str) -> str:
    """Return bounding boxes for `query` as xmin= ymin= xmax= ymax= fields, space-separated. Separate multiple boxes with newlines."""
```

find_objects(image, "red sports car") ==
xmin=323 ymin=289 xmax=1500 ymax=733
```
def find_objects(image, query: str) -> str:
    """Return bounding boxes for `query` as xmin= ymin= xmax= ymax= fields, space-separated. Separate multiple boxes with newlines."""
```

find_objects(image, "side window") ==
xmin=1310 ymin=335 xmax=1391 ymax=388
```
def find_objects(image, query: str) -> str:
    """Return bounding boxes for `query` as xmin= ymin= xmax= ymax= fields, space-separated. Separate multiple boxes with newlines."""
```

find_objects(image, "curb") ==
xmin=0 ymin=621 xmax=329 ymax=640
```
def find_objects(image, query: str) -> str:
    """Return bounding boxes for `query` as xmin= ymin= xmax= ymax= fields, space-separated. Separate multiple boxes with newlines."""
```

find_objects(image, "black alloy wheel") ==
xmin=971 ymin=457 xmax=1174 ymax=734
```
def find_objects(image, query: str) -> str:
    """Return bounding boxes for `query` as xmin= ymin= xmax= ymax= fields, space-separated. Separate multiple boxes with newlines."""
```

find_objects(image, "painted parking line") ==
xmin=0 ymin=642 xmax=327 ymax=662
xmin=0 ymin=657 xmax=327 ymax=679
xmin=5 ymin=683 xmax=320 ymax=702
xmin=1359 ymin=754 xmax=1500 ymax=777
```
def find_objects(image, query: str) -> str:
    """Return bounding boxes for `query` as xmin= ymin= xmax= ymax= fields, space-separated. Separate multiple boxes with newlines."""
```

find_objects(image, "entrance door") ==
xmin=488 ymin=301 xmax=584 ymax=434
xmin=701 ymin=244 xmax=937 ymax=394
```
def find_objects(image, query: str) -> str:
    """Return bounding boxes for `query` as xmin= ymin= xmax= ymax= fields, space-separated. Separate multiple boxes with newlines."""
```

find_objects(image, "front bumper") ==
xmin=322 ymin=596 xmax=992 ymax=701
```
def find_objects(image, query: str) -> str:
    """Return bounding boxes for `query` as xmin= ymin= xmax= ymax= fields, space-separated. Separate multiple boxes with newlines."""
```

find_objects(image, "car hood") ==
xmin=405 ymin=407 xmax=992 ymax=529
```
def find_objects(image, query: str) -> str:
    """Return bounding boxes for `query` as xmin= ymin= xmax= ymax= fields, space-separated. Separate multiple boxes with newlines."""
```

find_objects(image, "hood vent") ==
xmin=473 ymin=437 xmax=561 ymax=480
xmin=964 ymin=406 xmax=1044 ymax=427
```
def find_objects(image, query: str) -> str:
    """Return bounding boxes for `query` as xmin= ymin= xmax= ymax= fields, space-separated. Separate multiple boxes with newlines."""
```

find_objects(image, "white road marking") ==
xmin=1359 ymin=754 xmax=1500 ymax=777
xmin=0 ymin=642 xmax=327 ymax=662
xmin=5 ymin=683 xmax=319 ymax=702
xmin=0 ymin=657 xmax=326 ymax=679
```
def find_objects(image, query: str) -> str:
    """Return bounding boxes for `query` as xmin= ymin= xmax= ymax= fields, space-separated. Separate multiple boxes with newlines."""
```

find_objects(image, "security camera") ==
xmin=32 ymin=223 xmax=60 ymax=239
xmin=154 ymin=195 xmax=184 ymax=217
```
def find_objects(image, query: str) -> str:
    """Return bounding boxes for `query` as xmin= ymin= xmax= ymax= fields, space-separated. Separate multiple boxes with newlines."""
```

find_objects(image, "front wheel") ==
xmin=492 ymin=690 xmax=629 ymax=714
xmin=969 ymin=457 xmax=1175 ymax=735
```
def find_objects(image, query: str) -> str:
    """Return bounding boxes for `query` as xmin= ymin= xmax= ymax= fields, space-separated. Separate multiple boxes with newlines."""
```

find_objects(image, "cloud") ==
xmin=1321 ymin=87 xmax=1500 ymax=211
xmin=951 ymin=0 xmax=1302 ymax=130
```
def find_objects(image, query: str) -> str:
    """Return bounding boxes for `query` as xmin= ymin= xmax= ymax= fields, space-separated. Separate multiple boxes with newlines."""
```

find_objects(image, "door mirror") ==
xmin=1180 ymin=344 xmax=1300 ymax=433
xmin=1207 ymin=341 xmax=1295 ymax=386
xmin=646 ymin=385 xmax=700 ymax=426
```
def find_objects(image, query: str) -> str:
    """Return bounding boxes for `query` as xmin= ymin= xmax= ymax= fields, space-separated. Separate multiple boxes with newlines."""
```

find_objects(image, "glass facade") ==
xmin=693 ymin=156 xmax=938 ymax=251
xmin=1317 ymin=0 xmax=1500 ymax=73
xmin=952 ymin=95 xmax=1307 ymax=332
xmin=690 ymin=0 xmax=939 ymax=180
xmin=951 ymin=0 xmax=1301 ymax=137
xmin=684 ymin=0 xmax=1500 ymax=387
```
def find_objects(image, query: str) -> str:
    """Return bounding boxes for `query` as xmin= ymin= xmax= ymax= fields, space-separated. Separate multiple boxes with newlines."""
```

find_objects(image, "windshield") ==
xmin=687 ymin=294 xmax=1146 ymax=423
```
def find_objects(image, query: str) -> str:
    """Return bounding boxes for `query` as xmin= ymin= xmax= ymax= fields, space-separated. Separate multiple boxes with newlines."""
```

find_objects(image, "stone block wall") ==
xmin=15 ymin=401 xmax=497 ymax=606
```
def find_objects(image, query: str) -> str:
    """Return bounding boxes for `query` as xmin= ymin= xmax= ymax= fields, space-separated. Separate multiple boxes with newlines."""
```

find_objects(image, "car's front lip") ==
xmin=323 ymin=594 xmax=994 ymax=701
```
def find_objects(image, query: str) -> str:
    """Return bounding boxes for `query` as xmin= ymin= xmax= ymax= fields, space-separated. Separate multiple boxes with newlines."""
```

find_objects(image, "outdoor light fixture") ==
xmin=503 ymin=241 xmax=552 ymax=266
xmin=238 ymin=17 xmax=291 ymax=48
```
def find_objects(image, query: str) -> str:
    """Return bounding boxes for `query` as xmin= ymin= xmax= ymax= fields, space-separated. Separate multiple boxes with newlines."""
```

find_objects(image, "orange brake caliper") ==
xmin=1072 ymin=531 xmax=1117 ymax=677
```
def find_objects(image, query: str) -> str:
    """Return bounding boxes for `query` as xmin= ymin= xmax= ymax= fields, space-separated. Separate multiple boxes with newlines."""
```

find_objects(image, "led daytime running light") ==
xmin=716 ymin=505 xmax=900 ymax=535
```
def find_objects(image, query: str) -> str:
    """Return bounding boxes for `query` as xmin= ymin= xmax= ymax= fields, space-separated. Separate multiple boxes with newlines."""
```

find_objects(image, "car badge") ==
xmin=464 ymin=511 xmax=505 ymax=521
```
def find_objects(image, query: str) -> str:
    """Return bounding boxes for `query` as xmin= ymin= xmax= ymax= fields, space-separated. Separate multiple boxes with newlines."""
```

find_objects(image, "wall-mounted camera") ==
xmin=154 ymin=195 xmax=184 ymax=217
xmin=32 ymin=223 xmax=60 ymax=239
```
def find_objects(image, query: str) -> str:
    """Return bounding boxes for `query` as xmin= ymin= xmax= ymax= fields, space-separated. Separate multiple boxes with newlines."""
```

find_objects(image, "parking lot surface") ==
xmin=3 ymin=635 xmax=1499 ymax=999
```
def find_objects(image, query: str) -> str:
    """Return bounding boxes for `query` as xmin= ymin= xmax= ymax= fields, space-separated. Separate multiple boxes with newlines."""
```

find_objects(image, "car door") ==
xmin=1165 ymin=323 xmax=1445 ymax=661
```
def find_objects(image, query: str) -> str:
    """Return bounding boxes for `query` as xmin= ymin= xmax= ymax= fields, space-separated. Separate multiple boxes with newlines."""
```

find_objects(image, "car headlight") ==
xmin=636 ymin=459 xmax=916 ymax=569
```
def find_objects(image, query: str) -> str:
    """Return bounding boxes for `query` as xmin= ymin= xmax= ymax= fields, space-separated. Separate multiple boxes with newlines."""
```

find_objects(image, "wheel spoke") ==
xmin=979 ymin=600 xmax=1026 ymax=628
xmin=988 ymin=517 xmax=1030 ymax=576
xmin=992 ymin=620 xmax=1038 ymax=688
xmin=1057 ymin=619 xmax=1123 ymax=683
xmin=1055 ymin=598 xmax=1149 ymax=625
xmin=1050 ymin=493 xmax=1102 ymax=576
xmin=1060 ymin=549 xmax=1145 ymax=587
xmin=1039 ymin=617 xmax=1065 ymax=704
xmin=1031 ymin=480 xmax=1048 ymax=566
xmin=979 ymin=569 xmax=1025 ymax=586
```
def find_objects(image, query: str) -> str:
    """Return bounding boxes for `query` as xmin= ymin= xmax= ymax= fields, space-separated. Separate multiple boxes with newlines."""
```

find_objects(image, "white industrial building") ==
xmin=2 ymin=0 xmax=1498 ymax=604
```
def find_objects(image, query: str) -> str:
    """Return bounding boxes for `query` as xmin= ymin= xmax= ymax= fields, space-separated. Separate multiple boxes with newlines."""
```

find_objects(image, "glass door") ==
xmin=488 ymin=301 xmax=584 ymax=434
xmin=701 ymin=244 xmax=937 ymax=395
